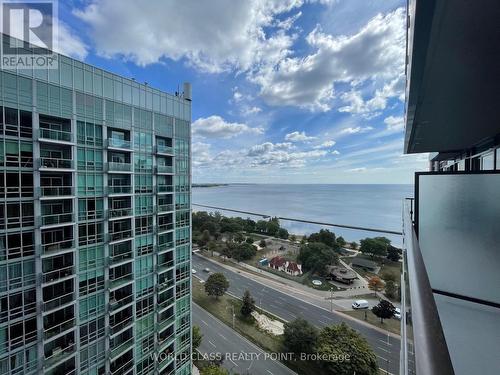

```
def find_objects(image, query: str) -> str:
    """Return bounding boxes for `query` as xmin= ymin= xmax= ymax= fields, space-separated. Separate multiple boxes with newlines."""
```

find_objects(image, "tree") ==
xmin=200 ymin=365 xmax=229 ymax=375
xmin=384 ymin=280 xmax=399 ymax=300
xmin=387 ymin=246 xmax=401 ymax=262
xmin=298 ymin=242 xmax=339 ymax=276
xmin=207 ymin=241 xmax=217 ymax=256
xmin=359 ymin=237 xmax=390 ymax=258
xmin=277 ymin=227 xmax=289 ymax=239
xmin=367 ymin=276 xmax=384 ymax=296
xmin=380 ymin=271 xmax=397 ymax=283
xmin=233 ymin=232 xmax=245 ymax=243
xmin=259 ymin=239 xmax=267 ymax=248
xmin=350 ymin=241 xmax=358 ymax=250
xmin=205 ymin=273 xmax=229 ymax=299
xmin=372 ymin=300 xmax=396 ymax=323
xmin=290 ymin=234 xmax=297 ymax=242
xmin=283 ymin=318 xmax=318 ymax=355
xmin=232 ymin=243 xmax=257 ymax=262
xmin=198 ymin=229 xmax=211 ymax=247
xmin=266 ymin=218 xmax=280 ymax=236
xmin=337 ymin=236 xmax=346 ymax=247
xmin=255 ymin=220 xmax=268 ymax=233
xmin=245 ymin=236 xmax=254 ymax=244
xmin=316 ymin=322 xmax=378 ymax=375
xmin=192 ymin=325 xmax=203 ymax=350
xmin=308 ymin=229 xmax=339 ymax=249
xmin=240 ymin=290 xmax=255 ymax=317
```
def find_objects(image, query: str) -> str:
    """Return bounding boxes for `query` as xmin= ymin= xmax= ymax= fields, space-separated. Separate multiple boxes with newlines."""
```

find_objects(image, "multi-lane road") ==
xmin=193 ymin=304 xmax=296 ymax=375
xmin=193 ymin=254 xmax=400 ymax=375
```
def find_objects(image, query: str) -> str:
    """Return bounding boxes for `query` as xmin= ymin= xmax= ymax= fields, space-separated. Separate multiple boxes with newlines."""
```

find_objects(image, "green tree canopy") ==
xmin=205 ymin=273 xmax=229 ymax=299
xmin=200 ymin=365 xmax=229 ymax=375
xmin=240 ymin=290 xmax=255 ymax=317
xmin=298 ymin=242 xmax=339 ymax=276
xmin=359 ymin=237 xmax=391 ymax=257
xmin=316 ymin=323 xmax=378 ymax=375
xmin=232 ymin=243 xmax=257 ymax=262
xmin=387 ymin=246 xmax=401 ymax=262
xmin=372 ymin=300 xmax=396 ymax=323
xmin=307 ymin=229 xmax=340 ymax=249
xmin=192 ymin=325 xmax=203 ymax=351
xmin=277 ymin=227 xmax=289 ymax=239
xmin=283 ymin=318 xmax=318 ymax=355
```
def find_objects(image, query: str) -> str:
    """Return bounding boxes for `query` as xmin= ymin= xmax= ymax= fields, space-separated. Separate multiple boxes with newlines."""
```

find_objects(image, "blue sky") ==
xmin=53 ymin=0 xmax=427 ymax=184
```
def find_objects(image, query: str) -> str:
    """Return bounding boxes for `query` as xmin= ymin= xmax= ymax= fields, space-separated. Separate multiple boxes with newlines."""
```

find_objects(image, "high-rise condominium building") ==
xmin=0 ymin=34 xmax=192 ymax=375
xmin=401 ymin=1 xmax=499 ymax=375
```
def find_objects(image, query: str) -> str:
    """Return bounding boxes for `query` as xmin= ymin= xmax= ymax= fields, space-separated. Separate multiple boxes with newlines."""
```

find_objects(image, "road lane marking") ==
xmin=208 ymin=341 xmax=216 ymax=348
xmin=201 ymin=319 xmax=209 ymax=326
xmin=318 ymin=319 xmax=328 ymax=325
xmin=376 ymin=355 xmax=388 ymax=361
xmin=278 ymin=296 xmax=286 ymax=301
xmin=321 ymin=315 xmax=333 ymax=321
xmin=378 ymin=339 xmax=392 ymax=346
xmin=229 ymin=358 xmax=238 ymax=367
xmin=266 ymin=370 xmax=274 ymax=375
xmin=377 ymin=346 xmax=391 ymax=353
xmin=218 ymin=333 xmax=228 ymax=341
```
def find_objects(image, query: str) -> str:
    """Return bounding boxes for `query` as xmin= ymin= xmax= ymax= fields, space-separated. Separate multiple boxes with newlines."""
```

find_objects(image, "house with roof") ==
xmin=269 ymin=256 xmax=303 ymax=276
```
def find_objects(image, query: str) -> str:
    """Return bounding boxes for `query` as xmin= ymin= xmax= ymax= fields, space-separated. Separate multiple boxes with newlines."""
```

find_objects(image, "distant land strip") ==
xmin=192 ymin=203 xmax=403 ymax=236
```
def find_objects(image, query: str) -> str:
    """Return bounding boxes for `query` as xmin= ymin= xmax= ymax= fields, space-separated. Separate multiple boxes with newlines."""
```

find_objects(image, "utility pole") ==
xmin=330 ymin=288 xmax=334 ymax=312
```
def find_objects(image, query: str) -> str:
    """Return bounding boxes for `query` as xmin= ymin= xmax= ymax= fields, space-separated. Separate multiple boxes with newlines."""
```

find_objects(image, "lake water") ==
xmin=192 ymin=184 xmax=413 ymax=246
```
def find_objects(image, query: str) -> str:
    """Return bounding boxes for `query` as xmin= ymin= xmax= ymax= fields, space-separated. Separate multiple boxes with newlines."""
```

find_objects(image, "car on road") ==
xmin=394 ymin=307 xmax=401 ymax=320
xmin=203 ymin=268 xmax=210 ymax=273
xmin=311 ymin=279 xmax=322 ymax=286
xmin=192 ymin=269 xmax=197 ymax=274
xmin=352 ymin=300 xmax=369 ymax=309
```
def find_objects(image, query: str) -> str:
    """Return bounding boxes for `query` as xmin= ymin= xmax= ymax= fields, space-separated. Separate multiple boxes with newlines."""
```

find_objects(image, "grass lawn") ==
xmin=344 ymin=309 xmax=401 ymax=335
xmin=192 ymin=278 xmax=332 ymax=375
xmin=192 ymin=277 xmax=282 ymax=354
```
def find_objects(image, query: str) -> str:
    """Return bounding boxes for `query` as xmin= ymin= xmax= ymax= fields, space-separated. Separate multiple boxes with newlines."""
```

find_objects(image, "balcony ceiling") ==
xmin=405 ymin=0 xmax=500 ymax=154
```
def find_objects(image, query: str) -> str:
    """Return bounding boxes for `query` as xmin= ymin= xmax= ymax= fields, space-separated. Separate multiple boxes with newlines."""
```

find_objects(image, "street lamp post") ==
xmin=330 ymin=288 xmax=334 ymax=312
xmin=226 ymin=305 xmax=235 ymax=329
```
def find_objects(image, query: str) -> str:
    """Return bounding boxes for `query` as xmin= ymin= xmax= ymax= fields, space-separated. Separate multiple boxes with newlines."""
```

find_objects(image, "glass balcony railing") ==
xmin=39 ymin=186 xmax=74 ymax=197
xmin=107 ymin=138 xmax=132 ymax=150
xmin=110 ymin=337 xmax=134 ymax=360
xmin=44 ymin=342 xmax=76 ymax=368
xmin=157 ymin=242 xmax=174 ymax=253
xmin=41 ymin=212 xmax=73 ymax=227
xmin=42 ymin=239 xmax=74 ymax=255
xmin=109 ymin=295 xmax=133 ymax=312
xmin=78 ymin=210 xmax=104 ymax=222
xmin=109 ymin=273 xmax=133 ymax=290
xmin=108 ymin=185 xmax=132 ymax=195
xmin=157 ymin=185 xmax=174 ymax=193
xmin=44 ymin=317 xmax=75 ymax=340
xmin=39 ymin=157 xmax=74 ymax=169
xmin=157 ymin=204 xmax=174 ymax=213
xmin=110 ymin=315 xmax=134 ymax=336
xmin=107 ymin=162 xmax=132 ymax=172
xmin=43 ymin=291 xmax=74 ymax=312
xmin=39 ymin=128 xmax=73 ymax=143
xmin=156 ymin=165 xmax=174 ymax=174
xmin=158 ymin=223 xmax=174 ymax=233
xmin=156 ymin=144 xmax=174 ymax=155
xmin=109 ymin=208 xmax=133 ymax=219
xmin=42 ymin=265 xmax=74 ymax=284
xmin=109 ymin=229 xmax=133 ymax=243
xmin=401 ymin=199 xmax=454 ymax=375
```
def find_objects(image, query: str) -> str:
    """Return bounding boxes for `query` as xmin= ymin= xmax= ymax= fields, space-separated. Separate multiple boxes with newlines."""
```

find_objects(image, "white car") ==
xmin=191 ymin=269 xmax=197 ymax=274
xmin=352 ymin=300 xmax=369 ymax=309
xmin=394 ymin=307 xmax=401 ymax=320
xmin=311 ymin=279 xmax=323 ymax=286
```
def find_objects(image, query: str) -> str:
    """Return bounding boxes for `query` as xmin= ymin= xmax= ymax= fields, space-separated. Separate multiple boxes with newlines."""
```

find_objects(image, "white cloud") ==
xmin=339 ymin=126 xmax=373 ymax=135
xmin=331 ymin=150 xmax=340 ymax=155
xmin=347 ymin=167 xmax=367 ymax=172
xmin=285 ymin=131 xmax=316 ymax=142
xmin=247 ymin=142 xmax=294 ymax=156
xmin=384 ymin=115 xmax=404 ymax=132
xmin=313 ymin=140 xmax=336 ymax=149
xmin=192 ymin=116 xmax=263 ymax=139
xmin=252 ymin=7 xmax=405 ymax=111
xmin=241 ymin=106 xmax=263 ymax=116
xmin=75 ymin=0 xmax=302 ymax=71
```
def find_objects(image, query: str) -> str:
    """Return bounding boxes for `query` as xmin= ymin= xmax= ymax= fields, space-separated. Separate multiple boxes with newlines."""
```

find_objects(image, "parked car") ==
xmin=191 ymin=269 xmax=197 ymax=274
xmin=394 ymin=307 xmax=401 ymax=320
xmin=352 ymin=300 xmax=369 ymax=309
xmin=203 ymin=268 xmax=210 ymax=273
